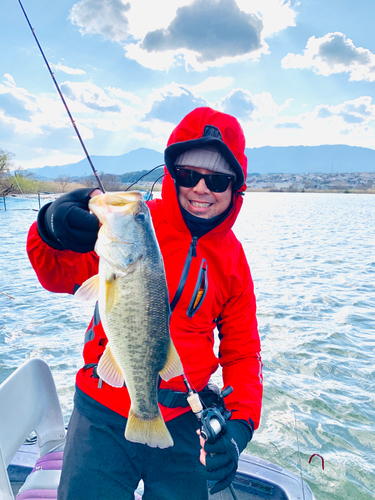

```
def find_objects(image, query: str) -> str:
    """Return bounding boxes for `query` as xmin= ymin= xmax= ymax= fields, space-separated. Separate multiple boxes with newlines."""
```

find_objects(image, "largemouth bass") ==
xmin=76 ymin=191 xmax=183 ymax=448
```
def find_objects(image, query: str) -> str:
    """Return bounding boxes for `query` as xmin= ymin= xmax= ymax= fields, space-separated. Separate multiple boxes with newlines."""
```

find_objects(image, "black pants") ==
xmin=58 ymin=406 xmax=208 ymax=500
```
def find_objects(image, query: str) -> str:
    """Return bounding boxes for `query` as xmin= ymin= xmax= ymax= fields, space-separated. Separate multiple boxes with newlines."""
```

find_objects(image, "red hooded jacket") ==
xmin=27 ymin=107 xmax=263 ymax=429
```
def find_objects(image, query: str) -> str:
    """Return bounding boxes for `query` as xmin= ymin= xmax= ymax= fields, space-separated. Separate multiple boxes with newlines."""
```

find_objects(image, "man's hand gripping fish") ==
xmin=76 ymin=192 xmax=184 ymax=449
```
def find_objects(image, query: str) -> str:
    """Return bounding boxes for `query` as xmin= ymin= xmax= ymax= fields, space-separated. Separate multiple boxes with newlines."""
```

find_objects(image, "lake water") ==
xmin=1 ymin=193 xmax=374 ymax=499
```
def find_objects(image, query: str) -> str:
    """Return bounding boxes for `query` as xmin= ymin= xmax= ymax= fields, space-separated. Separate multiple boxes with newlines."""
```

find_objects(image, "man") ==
xmin=27 ymin=107 xmax=263 ymax=500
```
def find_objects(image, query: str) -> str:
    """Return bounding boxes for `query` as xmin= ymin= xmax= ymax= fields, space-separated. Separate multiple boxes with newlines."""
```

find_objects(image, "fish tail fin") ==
xmin=125 ymin=410 xmax=174 ymax=449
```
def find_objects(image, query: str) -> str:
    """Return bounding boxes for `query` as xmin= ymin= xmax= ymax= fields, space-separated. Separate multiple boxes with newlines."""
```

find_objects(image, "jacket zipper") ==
xmin=170 ymin=236 xmax=198 ymax=313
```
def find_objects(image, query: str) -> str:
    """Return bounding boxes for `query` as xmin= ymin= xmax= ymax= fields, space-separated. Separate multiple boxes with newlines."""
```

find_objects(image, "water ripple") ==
xmin=1 ymin=194 xmax=375 ymax=499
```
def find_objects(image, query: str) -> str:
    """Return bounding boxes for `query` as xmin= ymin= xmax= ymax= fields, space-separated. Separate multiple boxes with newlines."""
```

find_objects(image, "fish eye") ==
xmin=134 ymin=212 xmax=146 ymax=223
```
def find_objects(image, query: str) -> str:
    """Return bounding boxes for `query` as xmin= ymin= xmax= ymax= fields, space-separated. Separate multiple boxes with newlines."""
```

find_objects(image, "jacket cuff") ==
xmin=226 ymin=419 xmax=253 ymax=454
xmin=37 ymin=202 xmax=65 ymax=251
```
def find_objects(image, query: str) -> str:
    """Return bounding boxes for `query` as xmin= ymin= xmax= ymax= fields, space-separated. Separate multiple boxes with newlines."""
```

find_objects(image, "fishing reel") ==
xmin=200 ymin=386 xmax=233 ymax=444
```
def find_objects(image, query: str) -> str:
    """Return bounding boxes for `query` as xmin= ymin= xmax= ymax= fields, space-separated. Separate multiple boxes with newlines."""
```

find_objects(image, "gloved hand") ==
xmin=37 ymin=188 xmax=101 ymax=253
xmin=199 ymin=419 xmax=252 ymax=495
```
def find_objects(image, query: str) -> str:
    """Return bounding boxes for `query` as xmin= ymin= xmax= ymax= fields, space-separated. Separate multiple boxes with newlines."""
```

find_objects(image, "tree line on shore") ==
xmin=2 ymin=149 xmax=374 ymax=196
xmin=0 ymin=150 xmax=162 ymax=195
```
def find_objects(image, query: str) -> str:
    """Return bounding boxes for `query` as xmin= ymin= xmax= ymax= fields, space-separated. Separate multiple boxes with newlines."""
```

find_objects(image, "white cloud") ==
xmin=132 ymin=0 xmax=269 ymax=71
xmin=140 ymin=0 xmax=264 ymax=64
xmin=281 ymin=32 xmax=375 ymax=82
xmin=4 ymin=74 xmax=16 ymax=87
xmin=4 ymin=65 xmax=375 ymax=172
xmin=51 ymin=63 xmax=86 ymax=75
xmin=243 ymin=96 xmax=375 ymax=149
xmin=124 ymin=43 xmax=178 ymax=72
xmin=314 ymin=96 xmax=375 ymax=125
xmin=236 ymin=0 xmax=296 ymax=38
xmin=69 ymin=0 xmax=297 ymax=70
xmin=129 ymin=131 xmax=167 ymax=149
xmin=60 ymin=81 xmax=126 ymax=113
xmin=69 ymin=0 xmax=131 ymax=42
xmin=0 ymin=77 xmax=64 ymax=134
xmin=106 ymin=87 xmax=143 ymax=105
xmin=0 ymin=75 xmax=144 ymax=167
xmin=273 ymin=121 xmax=302 ymax=129
xmin=125 ymin=0 xmax=191 ymax=39
xmin=191 ymin=77 xmax=233 ymax=93
xmin=219 ymin=89 xmax=289 ymax=122
xmin=23 ymin=151 xmax=86 ymax=170
xmin=144 ymin=82 xmax=207 ymax=123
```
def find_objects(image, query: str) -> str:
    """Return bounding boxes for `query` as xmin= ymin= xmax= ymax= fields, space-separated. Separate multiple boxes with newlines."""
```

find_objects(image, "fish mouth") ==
xmin=89 ymin=191 xmax=145 ymax=224
xmin=90 ymin=191 xmax=143 ymax=208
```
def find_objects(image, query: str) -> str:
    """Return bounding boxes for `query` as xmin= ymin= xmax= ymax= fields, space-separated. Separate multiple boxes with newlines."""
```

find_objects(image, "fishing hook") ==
xmin=309 ymin=454 xmax=325 ymax=470
xmin=293 ymin=410 xmax=306 ymax=500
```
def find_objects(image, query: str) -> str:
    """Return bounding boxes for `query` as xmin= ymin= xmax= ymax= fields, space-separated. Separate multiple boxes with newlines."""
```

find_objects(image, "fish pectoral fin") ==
xmin=125 ymin=410 xmax=174 ymax=449
xmin=159 ymin=341 xmax=184 ymax=381
xmin=97 ymin=344 xmax=125 ymax=388
xmin=74 ymin=274 xmax=100 ymax=301
xmin=105 ymin=274 xmax=119 ymax=314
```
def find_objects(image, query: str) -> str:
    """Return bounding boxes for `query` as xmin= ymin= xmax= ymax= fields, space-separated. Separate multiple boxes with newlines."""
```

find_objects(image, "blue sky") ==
xmin=1 ymin=0 xmax=375 ymax=170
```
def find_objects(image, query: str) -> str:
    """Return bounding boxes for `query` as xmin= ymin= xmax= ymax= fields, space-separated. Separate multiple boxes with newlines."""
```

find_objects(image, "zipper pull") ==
xmin=191 ymin=236 xmax=198 ymax=257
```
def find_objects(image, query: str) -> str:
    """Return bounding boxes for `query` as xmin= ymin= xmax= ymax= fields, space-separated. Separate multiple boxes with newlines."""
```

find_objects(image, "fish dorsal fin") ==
xmin=75 ymin=274 xmax=100 ymax=301
xmin=97 ymin=344 xmax=125 ymax=388
xmin=159 ymin=341 xmax=184 ymax=381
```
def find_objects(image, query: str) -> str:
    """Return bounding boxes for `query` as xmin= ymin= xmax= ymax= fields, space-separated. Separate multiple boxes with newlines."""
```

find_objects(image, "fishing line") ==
xmin=17 ymin=0 xmax=105 ymax=193
xmin=125 ymin=164 xmax=165 ymax=192
xmin=13 ymin=172 xmax=24 ymax=196
xmin=294 ymin=409 xmax=306 ymax=500
xmin=149 ymin=174 xmax=166 ymax=197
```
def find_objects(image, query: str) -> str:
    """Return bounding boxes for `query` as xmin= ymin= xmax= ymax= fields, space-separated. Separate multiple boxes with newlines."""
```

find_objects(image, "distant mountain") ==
xmin=29 ymin=148 xmax=164 ymax=179
xmin=28 ymin=145 xmax=375 ymax=179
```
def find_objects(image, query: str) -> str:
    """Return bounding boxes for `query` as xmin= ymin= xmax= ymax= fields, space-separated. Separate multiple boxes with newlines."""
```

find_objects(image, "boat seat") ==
xmin=16 ymin=450 xmax=63 ymax=499
xmin=1 ymin=359 xmax=144 ymax=499
xmin=15 ymin=446 xmax=142 ymax=499
xmin=0 ymin=359 xmax=66 ymax=500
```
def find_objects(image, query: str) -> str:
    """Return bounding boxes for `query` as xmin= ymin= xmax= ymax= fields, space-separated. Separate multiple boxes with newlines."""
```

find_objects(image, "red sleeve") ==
xmin=218 ymin=245 xmax=263 ymax=430
xmin=27 ymin=221 xmax=99 ymax=294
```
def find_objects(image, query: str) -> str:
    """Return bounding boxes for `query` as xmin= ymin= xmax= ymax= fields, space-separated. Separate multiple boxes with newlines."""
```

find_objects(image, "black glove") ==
xmin=37 ymin=188 xmax=100 ymax=253
xmin=203 ymin=419 xmax=252 ymax=495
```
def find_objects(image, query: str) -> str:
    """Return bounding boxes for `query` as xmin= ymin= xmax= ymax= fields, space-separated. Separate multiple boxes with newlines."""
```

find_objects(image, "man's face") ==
xmin=177 ymin=166 xmax=233 ymax=219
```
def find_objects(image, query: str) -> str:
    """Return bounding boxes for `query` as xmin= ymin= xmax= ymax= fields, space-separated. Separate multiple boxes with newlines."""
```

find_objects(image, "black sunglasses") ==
xmin=175 ymin=168 xmax=234 ymax=193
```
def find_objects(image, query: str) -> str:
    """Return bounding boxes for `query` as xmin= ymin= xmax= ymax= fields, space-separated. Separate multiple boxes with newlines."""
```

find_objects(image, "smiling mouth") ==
xmin=190 ymin=201 xmax=212 ymax=208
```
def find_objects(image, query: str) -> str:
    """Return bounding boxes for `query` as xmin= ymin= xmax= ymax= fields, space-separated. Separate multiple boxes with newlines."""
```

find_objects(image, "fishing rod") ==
xmin=17 ymin=0 xmax=105 ymax=193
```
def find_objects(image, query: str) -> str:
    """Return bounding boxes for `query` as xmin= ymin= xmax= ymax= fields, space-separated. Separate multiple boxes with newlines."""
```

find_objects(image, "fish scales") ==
xmin=76 ymin=192 xmax=184 ymax=448
xmin=99 ymin=259 xmax=170 ymax=418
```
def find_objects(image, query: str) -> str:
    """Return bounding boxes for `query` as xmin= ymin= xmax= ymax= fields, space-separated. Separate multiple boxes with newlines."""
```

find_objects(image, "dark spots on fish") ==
xmin=136 ymin=401 xmax=158 ymax=419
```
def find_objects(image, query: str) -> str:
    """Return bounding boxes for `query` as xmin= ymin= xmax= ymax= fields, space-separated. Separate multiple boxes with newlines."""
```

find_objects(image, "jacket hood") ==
xmin=164 ymin=107 xmax=247 ymax=193
xmin=160 ymin=107 xmax=247 ymax=237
